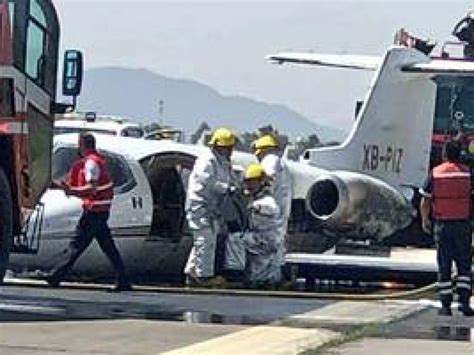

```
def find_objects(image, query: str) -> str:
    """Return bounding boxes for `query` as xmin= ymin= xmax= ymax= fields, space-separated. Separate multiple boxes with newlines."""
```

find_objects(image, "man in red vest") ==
xmin=46 ymin=132 xmax=131 ymax=292
xmin=420 ymin=140 xmax=473 ymax=316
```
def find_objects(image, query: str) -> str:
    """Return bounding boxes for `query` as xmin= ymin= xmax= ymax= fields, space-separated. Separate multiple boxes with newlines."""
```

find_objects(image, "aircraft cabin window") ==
xmin=121 ymin=127 xmax=144 ymax=138
xmin=52 ymin=147 xmax=79 ymax=182
xmin=52 ymin=147 xmax=136 ymax=194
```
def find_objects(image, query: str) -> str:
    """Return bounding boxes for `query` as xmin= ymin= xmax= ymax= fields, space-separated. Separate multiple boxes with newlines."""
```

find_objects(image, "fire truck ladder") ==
xmin=12 ymin=203 xmax=45 ymax=254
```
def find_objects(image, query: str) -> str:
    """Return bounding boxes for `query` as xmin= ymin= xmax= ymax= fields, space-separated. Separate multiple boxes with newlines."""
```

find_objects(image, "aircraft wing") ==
xmin=266 ymin=52 xmax=381 ymax=70
xmin=402 ymin=59 xmax=474 ymax=75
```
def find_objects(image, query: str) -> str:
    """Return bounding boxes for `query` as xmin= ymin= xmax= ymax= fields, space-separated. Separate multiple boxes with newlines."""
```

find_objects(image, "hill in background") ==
xmin=78 ymin=67 xmax=346 ymax=142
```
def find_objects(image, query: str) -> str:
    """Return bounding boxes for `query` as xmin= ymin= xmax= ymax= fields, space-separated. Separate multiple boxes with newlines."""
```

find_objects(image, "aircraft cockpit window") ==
xmin=52 ymin=146 xmax=79 ymax=182
xmin=52 ymin=146 xmax=136 ymax=194
xmin=104 ymin=152 xmax=136 ymax=194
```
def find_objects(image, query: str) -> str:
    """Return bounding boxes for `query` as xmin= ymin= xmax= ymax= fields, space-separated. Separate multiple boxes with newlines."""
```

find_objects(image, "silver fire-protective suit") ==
xmin=260 ymin=153 xmax=292 ymax=266
xmin=243 ymin=188 xmax=282 ymax=285
xmin=184 ymin=148 xmax=236 ymax=278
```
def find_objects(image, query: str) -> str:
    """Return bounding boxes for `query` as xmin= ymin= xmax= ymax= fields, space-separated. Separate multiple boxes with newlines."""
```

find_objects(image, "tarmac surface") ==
xmin=0 ymin=282 xmax=473 ymax=354
xmin=332 ymin=306 xmax=474 ymax=355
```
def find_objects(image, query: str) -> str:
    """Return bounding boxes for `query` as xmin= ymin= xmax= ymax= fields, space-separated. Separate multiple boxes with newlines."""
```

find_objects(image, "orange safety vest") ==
xmin=74 ymin=151 xmax=114 ymax=212
xmin=432 ymin=161 xmax=471 ymax=220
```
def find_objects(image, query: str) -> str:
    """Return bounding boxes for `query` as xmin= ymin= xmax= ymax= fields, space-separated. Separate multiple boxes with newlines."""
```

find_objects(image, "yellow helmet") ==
xmin=244 ymin=163 xmax=266 ymax=180
xmin=208 ymin=128 xmax=236 ymax=147
xmin=253 ymin=135 xmax=279 ymax=155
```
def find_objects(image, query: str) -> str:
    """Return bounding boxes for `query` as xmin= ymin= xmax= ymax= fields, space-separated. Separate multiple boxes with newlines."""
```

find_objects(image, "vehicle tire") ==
xmin=0 ymin=168 xmax=13 ymax=283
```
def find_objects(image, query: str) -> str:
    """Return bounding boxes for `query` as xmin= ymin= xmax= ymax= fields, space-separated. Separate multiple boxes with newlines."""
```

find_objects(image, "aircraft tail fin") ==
xmin=297 ymin=47 xmax=437 ymax=194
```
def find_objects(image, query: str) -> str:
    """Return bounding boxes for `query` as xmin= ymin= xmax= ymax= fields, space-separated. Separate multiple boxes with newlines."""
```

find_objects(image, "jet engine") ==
xmin=305 ymin=171 xmax=414 ymax=240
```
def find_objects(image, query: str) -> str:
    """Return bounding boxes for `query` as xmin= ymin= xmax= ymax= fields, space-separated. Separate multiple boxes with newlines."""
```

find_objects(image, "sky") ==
xmin=54 ymin=0 xmax=474 ymax=129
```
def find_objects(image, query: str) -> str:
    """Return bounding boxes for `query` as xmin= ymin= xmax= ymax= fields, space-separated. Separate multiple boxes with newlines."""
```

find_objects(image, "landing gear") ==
xmin=0 ymin=168 xmax=12 ymax=283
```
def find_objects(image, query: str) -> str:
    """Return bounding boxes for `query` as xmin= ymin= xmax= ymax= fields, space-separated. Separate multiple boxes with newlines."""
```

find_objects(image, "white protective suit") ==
xmin=184 ymin=148 xmax=236 ymax=278
xmin=260 ymin=152 xmax=292 ymax=266
xmin=243 ymin=188 xmax=282 ymax=284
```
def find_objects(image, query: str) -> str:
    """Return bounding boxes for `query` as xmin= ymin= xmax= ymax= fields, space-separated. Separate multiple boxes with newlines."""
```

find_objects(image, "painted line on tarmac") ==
xmin=0 ymin=303 xmax=64 ymax=315
xmin=162 ymin=325 xmax=338 ymax=355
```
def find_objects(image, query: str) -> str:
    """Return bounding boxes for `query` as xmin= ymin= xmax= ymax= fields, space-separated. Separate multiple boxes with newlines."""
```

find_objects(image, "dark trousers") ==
xmin=51 ymin=210 xmax=128 ymax=286
xmin=434 ymin=220 xmax=472 ymax=307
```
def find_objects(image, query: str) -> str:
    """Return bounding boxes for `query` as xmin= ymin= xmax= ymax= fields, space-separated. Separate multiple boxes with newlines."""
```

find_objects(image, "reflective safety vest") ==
xmin=75 ymin=151 xmax=114 ymax=212
xmin=432 ymin=161 xmax=471 ymax=220
xmin=66 ymin=160 xmax=83 ymax=188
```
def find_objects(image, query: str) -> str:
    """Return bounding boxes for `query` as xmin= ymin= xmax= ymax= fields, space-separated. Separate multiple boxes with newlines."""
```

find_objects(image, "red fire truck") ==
xmin=0 ymin=0 xmax=82 ymax=281
xmin=394 ymin=28 xmax=474 ymax=168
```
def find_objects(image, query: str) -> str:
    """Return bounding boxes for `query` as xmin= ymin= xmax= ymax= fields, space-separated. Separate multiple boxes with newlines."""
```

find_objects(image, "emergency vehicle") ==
xmin=55 ymin=112 xmax=145 ymax=138
xmin=430 ymin=12 xmax=474 ymax=167
xmin=54 ymin=112 xmax=187 ymax=142
xmin=0 ymin=0 xmax=82 ymax=281
xmin=431 ymin=73 xmax=474 ymax=167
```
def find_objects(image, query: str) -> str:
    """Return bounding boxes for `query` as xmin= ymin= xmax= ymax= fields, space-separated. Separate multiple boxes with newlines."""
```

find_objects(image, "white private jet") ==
xmin=9 ymin=130 xmax=411 ymax=278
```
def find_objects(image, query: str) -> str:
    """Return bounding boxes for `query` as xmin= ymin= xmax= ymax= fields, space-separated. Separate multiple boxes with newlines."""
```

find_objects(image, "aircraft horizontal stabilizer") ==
xmin=266 ymin=52 xmax=381 ymax=70
xmin=402 ymin=59 xmax=474 ymax=75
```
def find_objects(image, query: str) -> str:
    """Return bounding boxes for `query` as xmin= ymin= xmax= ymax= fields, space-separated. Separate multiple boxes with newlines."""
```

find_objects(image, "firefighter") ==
xmin=184 ymin=127 xmax=238 ymax=287
xmin=46 ymin=132 xmax=131 ymax=292
xmin=420 ymin=140 xmax=474 ymax=316
xmin=241 ymin=163 xmax=281 ymax=287
xmin=252 ymin=135 xmax=292 ymax=274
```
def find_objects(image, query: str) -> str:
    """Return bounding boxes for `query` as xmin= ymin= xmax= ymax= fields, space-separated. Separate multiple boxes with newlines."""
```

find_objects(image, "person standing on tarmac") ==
xmin=184 ymin=128 xmax=238 ymax=287
xmin=252 ymin=135 xmax=292 ymax=280
xmin=46 ymin=132 xmax=131 ymax=292
xmin=241 ymin=163 xmax=281 ymax=288
xmin=420 ymin=140 xmax=474 ymax=316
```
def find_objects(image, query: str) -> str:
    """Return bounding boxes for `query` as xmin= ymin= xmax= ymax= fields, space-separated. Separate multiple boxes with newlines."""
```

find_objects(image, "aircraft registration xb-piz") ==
xmin=9 ymin=29 xmax=474 ymax=279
